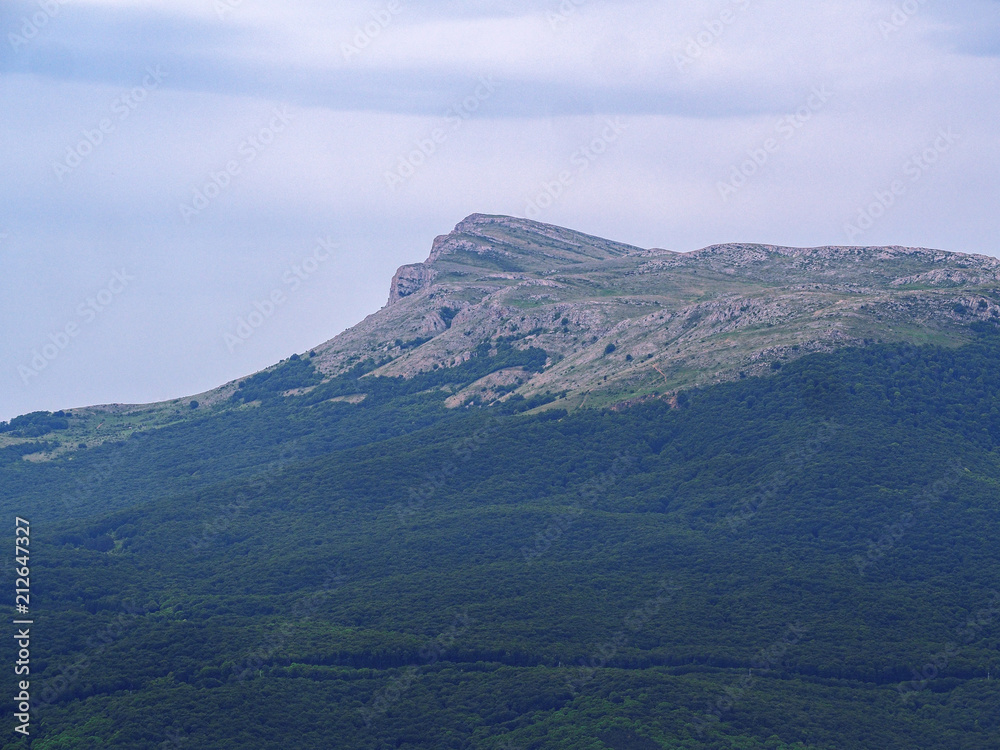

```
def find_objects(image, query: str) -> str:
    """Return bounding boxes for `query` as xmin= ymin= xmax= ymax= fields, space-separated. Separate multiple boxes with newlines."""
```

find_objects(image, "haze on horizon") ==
xmin=2 ymin=0 xmax=999 ymax=422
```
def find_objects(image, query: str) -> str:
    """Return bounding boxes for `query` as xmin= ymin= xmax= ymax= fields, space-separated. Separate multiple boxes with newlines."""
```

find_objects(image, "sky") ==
xmin=1 ymin=0 xmax=999 ymax=422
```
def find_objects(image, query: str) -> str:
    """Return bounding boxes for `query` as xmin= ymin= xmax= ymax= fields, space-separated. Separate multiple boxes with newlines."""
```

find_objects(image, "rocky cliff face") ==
xmin=387 ymin=264 xmax=437 ymax=306
xmin=308 ymin=214 xmax=1000 ymax=410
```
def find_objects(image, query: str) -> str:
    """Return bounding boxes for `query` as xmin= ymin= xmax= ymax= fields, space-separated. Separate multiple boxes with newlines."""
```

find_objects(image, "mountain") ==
xmin=313 ymin=213 xmax=1000 ymax=408
xmin=3 ymin=217 xmax=1000 ymax=749
xmin=5 ymin=214 xmax=999 ymax=453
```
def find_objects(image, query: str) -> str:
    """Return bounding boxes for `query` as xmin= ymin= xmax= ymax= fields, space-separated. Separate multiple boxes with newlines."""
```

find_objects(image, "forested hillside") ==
xmin=3 ymin=324 xmax=1000 ymax=748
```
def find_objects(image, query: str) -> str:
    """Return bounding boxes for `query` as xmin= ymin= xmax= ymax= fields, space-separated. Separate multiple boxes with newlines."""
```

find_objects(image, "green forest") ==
xmin=3 ymin=326 xmax=1000 ymax=748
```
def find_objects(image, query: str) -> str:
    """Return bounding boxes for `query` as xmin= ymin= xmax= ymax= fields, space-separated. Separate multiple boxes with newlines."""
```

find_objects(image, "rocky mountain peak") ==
xmin=326 ymin=216 xmax=1000 ymax=412
xmin=387 ymin=214 xmax=648 ymax=306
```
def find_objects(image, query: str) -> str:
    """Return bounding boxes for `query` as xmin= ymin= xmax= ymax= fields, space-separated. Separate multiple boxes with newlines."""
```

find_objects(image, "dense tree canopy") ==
xmin=3 ymin=329 xmax=1000 ymax=748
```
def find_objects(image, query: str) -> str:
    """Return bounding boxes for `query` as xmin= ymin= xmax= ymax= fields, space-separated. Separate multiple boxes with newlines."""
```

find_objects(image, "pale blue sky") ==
xmin=2 ymin=0 xmax=999 ymax=421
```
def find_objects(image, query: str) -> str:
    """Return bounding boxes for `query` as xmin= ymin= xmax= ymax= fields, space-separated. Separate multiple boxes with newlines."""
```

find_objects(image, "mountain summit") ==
xmin=307 ymin=214 xmax=1000 ymax=409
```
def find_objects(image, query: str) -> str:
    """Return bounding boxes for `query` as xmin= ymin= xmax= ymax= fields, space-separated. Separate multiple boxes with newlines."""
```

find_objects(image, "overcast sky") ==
xmin=1 ymin=0 xmax=999 ymax=421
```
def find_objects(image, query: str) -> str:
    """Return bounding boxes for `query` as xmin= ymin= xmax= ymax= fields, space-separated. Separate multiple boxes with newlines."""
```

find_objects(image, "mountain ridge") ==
xmin=312 ymin=214 xmax=1000 ymax=409
xmin=4 ymin=214 xmax=1000 ymax=451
